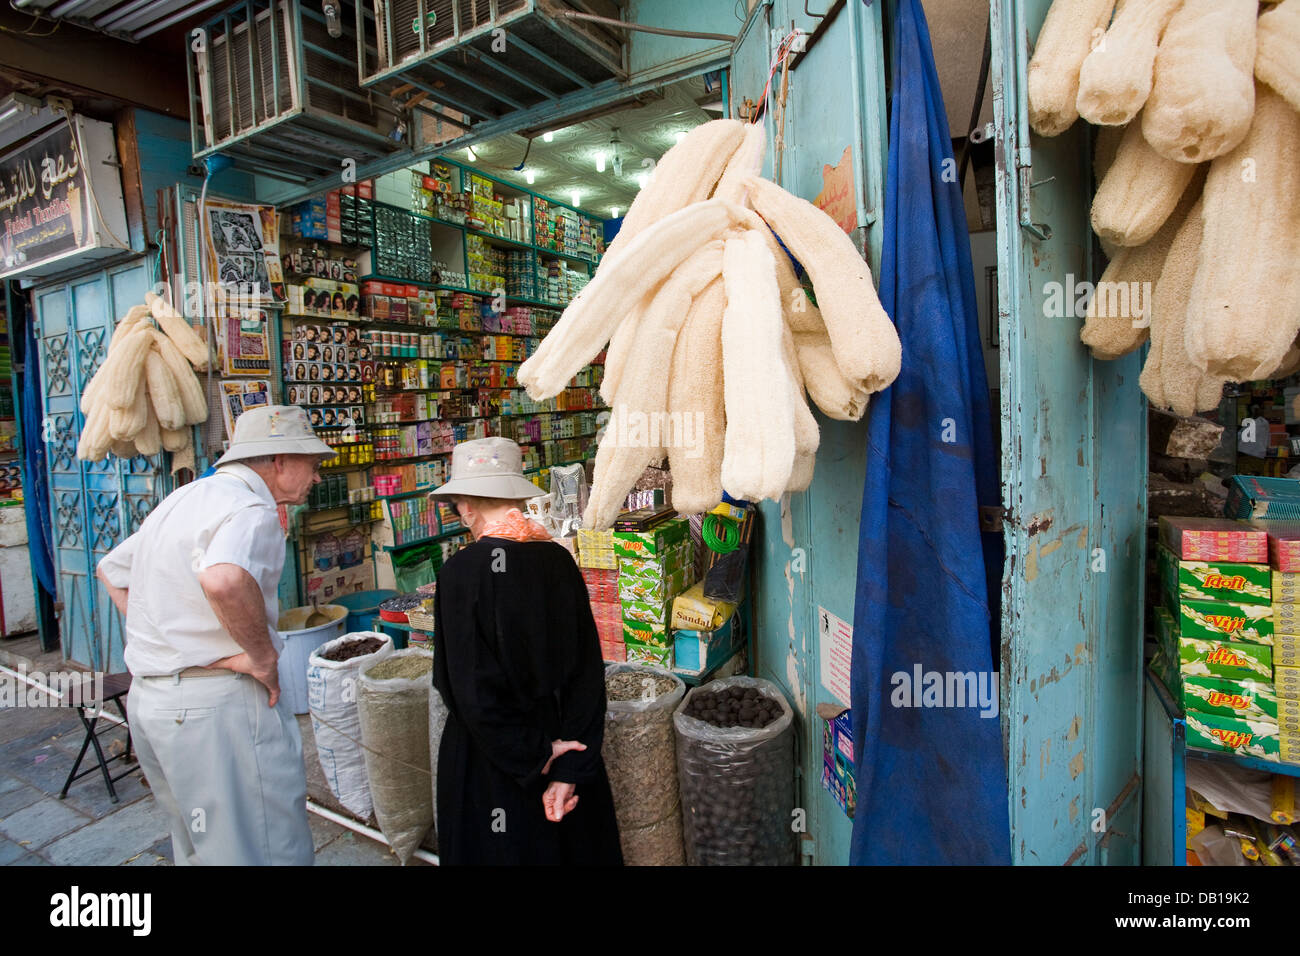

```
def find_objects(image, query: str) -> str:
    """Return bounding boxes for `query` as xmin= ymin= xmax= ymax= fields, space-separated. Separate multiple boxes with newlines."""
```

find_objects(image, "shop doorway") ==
xmin=31 ymin=259 xmax=172 ymax=673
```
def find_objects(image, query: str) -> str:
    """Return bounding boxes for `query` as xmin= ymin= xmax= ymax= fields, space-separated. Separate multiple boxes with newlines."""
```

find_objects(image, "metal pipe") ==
xmin=110 ymin=0 xmax=191 ymax=32
xmin=94 ymin=0 xmax=157 ymax=29
xmin=305 ymin=800 xmax=440 ymax=864
xmin=547 ymin=8 xmax=736 ymax=43
xmin=132 ymin=0 xmax=229 ymax=38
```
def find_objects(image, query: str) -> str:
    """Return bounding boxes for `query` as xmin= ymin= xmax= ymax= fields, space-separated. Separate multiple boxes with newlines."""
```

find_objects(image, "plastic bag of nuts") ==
xmin=603 ymin=664 xmax=686 ymax=866
xmin=673 ymin=676 xmax=796 ymax=866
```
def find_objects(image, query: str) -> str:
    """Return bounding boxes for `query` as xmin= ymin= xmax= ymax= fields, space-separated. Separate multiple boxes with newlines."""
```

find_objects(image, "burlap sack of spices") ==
xmin=357 ymin=648 xmax=434 ymax=864
xmin=603 ymin=664 xmax=687 ymax=865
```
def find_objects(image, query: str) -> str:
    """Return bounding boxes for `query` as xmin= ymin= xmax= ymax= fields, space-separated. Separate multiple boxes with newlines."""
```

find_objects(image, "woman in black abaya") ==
xmin=430 ymin=437 xmax=622 ymax=866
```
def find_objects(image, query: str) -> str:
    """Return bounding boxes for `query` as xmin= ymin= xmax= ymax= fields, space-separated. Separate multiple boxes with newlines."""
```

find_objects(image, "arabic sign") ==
xmin=0 ymin=122 xmax=91 ymax=275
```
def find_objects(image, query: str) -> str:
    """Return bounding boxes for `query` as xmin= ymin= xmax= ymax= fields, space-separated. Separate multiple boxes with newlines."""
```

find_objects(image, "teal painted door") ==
xmin=33 ymin=259 xmax=171 ymax=674
xmin=731 ymin=0 xmax=888 ymax=866
xmin=990 ymin=0 xmax=1145 ymax=864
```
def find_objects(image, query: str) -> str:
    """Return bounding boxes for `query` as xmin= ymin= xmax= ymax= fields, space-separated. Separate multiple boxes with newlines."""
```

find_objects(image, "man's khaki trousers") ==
xmin=128 ymin=670 xmax=314 ymax=865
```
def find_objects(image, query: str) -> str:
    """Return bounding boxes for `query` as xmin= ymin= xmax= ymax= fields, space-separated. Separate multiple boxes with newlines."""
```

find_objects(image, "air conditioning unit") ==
xmin=189 ymin=0 xmax=405 ymax=181
xmin=357 ymin=0 xmax=625 ymax=133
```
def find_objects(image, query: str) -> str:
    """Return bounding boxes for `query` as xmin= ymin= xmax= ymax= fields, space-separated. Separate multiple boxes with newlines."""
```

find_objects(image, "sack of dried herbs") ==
xmin=603 ymin=664 xmax=687 ymax=866
xmin=358 ymin=648 xmax=435 ymax=864
xmin=307 ymin=632 xmax=394 ymax=820
xmin=674 ymin=676 xmax=796 ymax=866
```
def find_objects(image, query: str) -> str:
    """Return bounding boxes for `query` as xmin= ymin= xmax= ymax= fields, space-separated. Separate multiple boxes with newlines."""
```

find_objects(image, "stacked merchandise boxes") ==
xmin=577 ymin=528 xmax=621 ymax=660
xmin=1151 ymin=517 xmax=1283 ymax=763
xmin=614 ymin=510 xmax=696 ymax=669
xmin=1248 ymin=517 xmax=1300 ymax=766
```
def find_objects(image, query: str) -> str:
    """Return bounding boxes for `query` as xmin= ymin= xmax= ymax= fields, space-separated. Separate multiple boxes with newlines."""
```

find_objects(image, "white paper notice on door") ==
xmin=818 ymin=606 xmax=853 ymax=707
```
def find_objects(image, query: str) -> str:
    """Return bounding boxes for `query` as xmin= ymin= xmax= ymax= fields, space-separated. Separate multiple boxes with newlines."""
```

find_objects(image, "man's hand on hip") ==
xmin=210 ymin=651 xmax=281 ymax=708
xmin=199 ymin=563 xmax=280 ymax=709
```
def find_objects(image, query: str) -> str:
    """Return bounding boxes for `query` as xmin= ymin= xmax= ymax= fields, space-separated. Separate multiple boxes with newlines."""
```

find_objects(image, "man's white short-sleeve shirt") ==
xmin=98 ymin=462 xmax=287 ymax=677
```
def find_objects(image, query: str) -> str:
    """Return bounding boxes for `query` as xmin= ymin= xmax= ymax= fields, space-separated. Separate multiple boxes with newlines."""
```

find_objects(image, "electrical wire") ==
xmin=546 ymin=6 xmax=736 ymax=42
xmin=702 ymin=512 xmax=741 ymax=554
xmin=512 ymin=135 xmax=532 ymax=173
xmin=57 ymin=105 xmax=128 ymax=249
xmin=1 ymin=4 xmax=60 ymax=36
xmin=751 ymin=29 xmax=800 ymax=125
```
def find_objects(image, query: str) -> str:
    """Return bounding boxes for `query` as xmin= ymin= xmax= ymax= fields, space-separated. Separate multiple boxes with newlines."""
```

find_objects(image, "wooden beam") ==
xmin=0 ymin=8 xmax=190 ymax=119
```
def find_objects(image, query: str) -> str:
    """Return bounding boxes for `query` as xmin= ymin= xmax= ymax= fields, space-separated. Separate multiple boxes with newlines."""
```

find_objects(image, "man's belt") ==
xmin=139 ymin=666 xmax=237 ymax=680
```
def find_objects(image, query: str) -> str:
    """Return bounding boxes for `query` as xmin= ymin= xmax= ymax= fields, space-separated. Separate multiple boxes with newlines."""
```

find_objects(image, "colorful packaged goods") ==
xmin=1179 ymin=638 xmax=1274 ymax=681
xmin=1278 ymin=665 xmax=1300 ymax=700
xmin=1182 ymin=676 xmax=1278 ymax=721
xmin=623 ymin=619 xmax=671 ymax=649
xmin=1226 ymin=476 xmax=1300 ymax=520
xmin=624 ymin=640 xmax=672 ymax=668
xmin=1272 ymin=570 xmax=1300 ymax=604
xmin=1184 ymin=711 xmax=1281 ymax=762
xmin=1156 ymin=546 xmax=1270 ymax=606
xmin=1247 ymin=519 xmax=1300 ymax=572
xmin=671 ymin=582 xmax=738 ymax=632
xmin=621 ymin=597 xmax=674 ymax=626
xmin=1173 ymin=599 xmax=1273 ymax=645
xmin=1158 ymin=516 xmax=1268 ymax=563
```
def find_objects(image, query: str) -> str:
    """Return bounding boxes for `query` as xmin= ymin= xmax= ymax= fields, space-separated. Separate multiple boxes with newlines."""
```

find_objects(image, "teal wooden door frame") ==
xmin=990 ymin=0 xmax=1146 ymax=865
xmin=732 ymin=0 xmax=889 ymax=866
xmin=32 ymin=259 xmax=172 ymax=674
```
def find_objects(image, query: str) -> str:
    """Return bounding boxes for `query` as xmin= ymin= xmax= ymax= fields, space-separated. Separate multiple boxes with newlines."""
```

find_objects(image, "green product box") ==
xmin=1157 ymin=545 xmax=1270 ymax=606
xmin=622 ymin=618 xmax=671 ymax=648
xmin=621 ymin=596 xmax=673 ymax=626
xmin=1179 ymin=637 xmax=1273 ymax=681
xmin=1155 ymin=607 xmax=1178 ymax=659
xmin=613 ymin=517 xmax=689 ymax=560
xmin=618 ymin=543 xmax=691 ymax=581
xmin=623 ymin=638 xmax=673 ymax=668
xmin=1150 ymin=647 xmax=1180 ymax=698
xmin=1176 ymin=599 xmax=1274 ymax=645
xmin=1182 ymin=676 xmax=1278 ymax=721
xmin=1184 ymin=711 xmax=1280 ymax=762
xmin=618 ymin=565 xmax=693 ymax=605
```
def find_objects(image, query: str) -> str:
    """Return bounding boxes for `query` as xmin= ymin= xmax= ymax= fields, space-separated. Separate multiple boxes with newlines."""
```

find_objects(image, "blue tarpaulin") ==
xmin=850 ymin=0 xmax=1009 ymax=865
xmin=19 ymin=305 xmax=56 ymax=598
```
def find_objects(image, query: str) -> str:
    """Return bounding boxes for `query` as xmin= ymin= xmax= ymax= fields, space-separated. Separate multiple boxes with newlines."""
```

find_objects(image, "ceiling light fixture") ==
xmin=570 ymin=190 xmax=581 ymax=209
xmin=674 ymin=130 xmax=687 ymax=145
xmin=610 ymin=128 xmax=623 ymax=177
xmin=525 ymin=169 xmax=536 ymax=185
xmin=466 ymin=146 xmax=477 ymax=161
xmin=595 ymin=151 xmax=606 ymax=173
xmin=637 ymin=172 xmax=648 ymax=190
xmin=610 ymin=206 xmax=620 ymax=219
xmin=542 ymin=131 xmax=554 ymax=142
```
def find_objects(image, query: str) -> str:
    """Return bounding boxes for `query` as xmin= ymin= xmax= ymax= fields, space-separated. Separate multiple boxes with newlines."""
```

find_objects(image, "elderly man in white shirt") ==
xmin=96 ymin=405 xmax=333 ymax=866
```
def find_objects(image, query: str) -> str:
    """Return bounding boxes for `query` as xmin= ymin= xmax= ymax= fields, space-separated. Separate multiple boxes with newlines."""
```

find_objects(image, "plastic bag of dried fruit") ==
xmin=673 ymin=675 xmax=796 ymax=866
xmin=603 ymin=664 xmax=687 ymax=866
xmin=307 ymin=632 xmax=394 ymax=820
xmin=357 ymin=648 xmax=435 ymax=864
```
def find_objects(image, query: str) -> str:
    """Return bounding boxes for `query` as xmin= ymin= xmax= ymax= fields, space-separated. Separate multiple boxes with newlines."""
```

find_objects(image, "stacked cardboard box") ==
xmin=614 ymin=510 xmax=695 ymax=669
xmin=1249 ymin=518 xmax=1300 ymax=766
xmin=1153 ymin=517 xmax=1283 ymax=762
